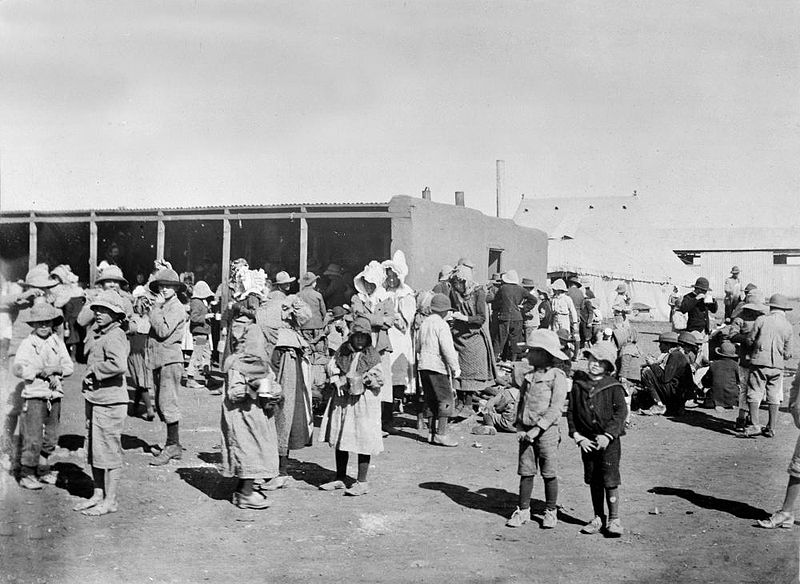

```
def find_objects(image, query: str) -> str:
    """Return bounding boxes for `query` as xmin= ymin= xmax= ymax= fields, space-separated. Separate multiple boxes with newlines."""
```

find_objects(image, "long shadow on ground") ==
xmin=648 ymin=486 xmax=769 ymax=520
xmin=52 ymin=462 xmax=94 ymax=499
xmin=176 ymin=466 xmax=236 ymax=501
xmin=664 ymin=410 xmax=736 ymax=436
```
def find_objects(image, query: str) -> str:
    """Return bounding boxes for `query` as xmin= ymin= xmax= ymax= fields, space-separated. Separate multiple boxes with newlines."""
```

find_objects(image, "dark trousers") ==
xmin=421 ymin=370 xmax=454 ymax=418
xmin=641 ymin=365 xmax=686 ymax=415
xmin=20 ymin=398 xmax=61 ymax=474
xmin=497 ymin=319 xmax=524 ymax=361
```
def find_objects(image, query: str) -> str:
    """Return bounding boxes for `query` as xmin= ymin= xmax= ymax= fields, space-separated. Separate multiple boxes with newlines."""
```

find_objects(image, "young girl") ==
xmin=320 ymin=317 xmax=385 ymax=496
xmin=128 ymin=287 xmax=155 ymax=420
xmin=186 ymin=280 xmax=215 ymax=389
xmin=75 ymin=291 xmax=130 ymax=516
xmin=221 ymin=305 xmax=281 ymax=509
xmin=506 ymin=330 xmax=568 ymax=529
xmin=568 ymin=342 xmax=628 ymax=536
xmin=12 ymin=303 xmax=74 ymax=490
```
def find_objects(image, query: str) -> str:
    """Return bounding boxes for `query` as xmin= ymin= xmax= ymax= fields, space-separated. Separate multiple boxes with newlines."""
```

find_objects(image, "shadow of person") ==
xmin=287 ymin=459 xmax=341 ymax=489
xmin=176 ymin=466 xmax=235 ymax=501
xmin=52 ymin=461 xmax=94 ymax=498
xmin=57 ymin=434 xmax=85 ymax=451
xmin=197 ymin=451 xmax=221 ymax=465
xmin=665 ymin=409 xmax=737 ymax=436
xmin=121 ymin=434 xmax=152 ymax=453
xmin=648 ymin=486 xmax=770 ymax=520
xmin=418 ymin=481 xmax=516 ymax=518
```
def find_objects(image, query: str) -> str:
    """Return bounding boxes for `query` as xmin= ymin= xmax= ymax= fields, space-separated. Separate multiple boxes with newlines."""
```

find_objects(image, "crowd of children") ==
xmin=3 ymin=260 xmax=799 ymax=534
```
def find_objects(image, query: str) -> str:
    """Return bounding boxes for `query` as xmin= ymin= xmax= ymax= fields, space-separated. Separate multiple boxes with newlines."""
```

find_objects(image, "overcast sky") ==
xmin=0 ymin=1 xmax=798 ymax=226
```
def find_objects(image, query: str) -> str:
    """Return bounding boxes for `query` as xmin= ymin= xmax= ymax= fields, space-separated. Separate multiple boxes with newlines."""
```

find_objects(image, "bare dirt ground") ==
xmin=2 ymin=325 xmax=800 ymax=583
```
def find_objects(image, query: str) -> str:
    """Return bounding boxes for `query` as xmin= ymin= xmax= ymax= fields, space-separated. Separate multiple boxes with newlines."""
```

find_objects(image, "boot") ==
xmin=150 ymin=444 xmax=182 ymax=466
xmin=432 ymin=416 xmax=458 ymax=447
xmin=142 ymin=391 xmax=155 ymax=421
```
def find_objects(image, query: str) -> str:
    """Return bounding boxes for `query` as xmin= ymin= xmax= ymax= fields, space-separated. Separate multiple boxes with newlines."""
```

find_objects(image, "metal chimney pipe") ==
xmin=422 ymin=187 xmax=431 ymax=200
xmin=496 ymin=159 xmax=505 ymax=217
xmin=455 ymin=191 xmax=465 ymax=207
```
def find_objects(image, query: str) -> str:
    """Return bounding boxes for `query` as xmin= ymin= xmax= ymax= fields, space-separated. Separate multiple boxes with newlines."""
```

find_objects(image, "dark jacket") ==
xmin=491 ymin=283 xmax=537 ymax=322
xmin=678 ymin=292 xmax=718 ymax=334
xmin=321 ymin=276 xmax=350 ymax=310
xmin=189 ymin=298 xmax=211 ymax=336
xmin=537 ymin=299 xmax=554 ymax=330
xmin=566 ymin=287 xmax=585 ymax=322
xmin=567 ymin=371 xmax=627 ymax=441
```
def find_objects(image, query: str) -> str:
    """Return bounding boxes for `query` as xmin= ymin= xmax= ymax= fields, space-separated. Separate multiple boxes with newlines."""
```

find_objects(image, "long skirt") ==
xmin=220 ymin=397 xmax=279 ymax=479
xmin=378 ymin=351 xmax=393 ymax=403
xmin=387 ymin=327 xmax=415 ymax=392
xmin=320 ymin=389 xmax=383 ymax=456
xmin=453 ymin=333 xmax=493 ymax=393
xmin=274 ymin=349 xmax=313 ymax=453
xmin=127 ymin=333 xmax=153 ymax=390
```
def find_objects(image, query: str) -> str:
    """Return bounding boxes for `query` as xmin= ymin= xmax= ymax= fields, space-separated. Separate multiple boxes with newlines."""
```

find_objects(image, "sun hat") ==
xmin=192 ymin=280 xmax=214 ymax=299
xmin=521 ymin=278 xmax=536 ymax=289
xmin=438 ymin=265 xmax=453 ymax=282
xmin=657 ymin=331 xmax=680 ymax=345
xmin=556 ymin=328 xmax=572 ymax=344
xmin=677 ymin=331 xmax=700 ymax=347
xmin=350 ymin=316 xmax=372 ymax=336
xmin=148 ymin=268 xmax=186 ymax=294
xmin=715 ymin=340 xmax=738 ymax=358
xmin=583 ymin=342 xmax=617 ymax=374
xmin=526 ymin=329 xmax=569 ymax=361
xmin=731 ymin=266 xmax=740 ymax=274
xmin=299 ymin=272 xmax=318 ymax=287
xmin=89 ymin=290 xmax=128 ymax=316
xmin=274 ymin=271 xmax=296 ymax=285
xmin=23 ymin=266 xmax=58 ymax=289
xmin=616 ymin=283 xmax=628 ymax=294
xmin=382 ymin=250 xmax=409 ymax=281
xmin=429 ymin=293 xmax=452 ymax=314
xmin=501 ymin=270 xmax=520 ymax=285
xmin=331 ymin=306 xmax=346 ymax=319
xmin=551 ymin=279 xmax=567 ymax=292
xmin=49 ymin=264 xmax=72 ymax=284
xmin=767 ymin=293 xmax=793 ymax=311
xmin=96 ymin=265 xmax=128 ymax=285
xmin=323 ymin=264 xmax=343 ymax=277
xmin=693 ymin=277 xmax=710 ymax=292
xmin=19 ymin=303 xmax=63 ymax=325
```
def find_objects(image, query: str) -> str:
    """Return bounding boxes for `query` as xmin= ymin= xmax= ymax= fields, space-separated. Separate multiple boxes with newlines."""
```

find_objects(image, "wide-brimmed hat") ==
xmin=96 ymin=265 xmax=128 ymax=285
xmin=331 ymin=306 xmax=346 ymax=319
xmin=300 ymin=272 xmax=318 ymax=287
xmin=323 ymin=263 xmax=343 ymax=277
xmin=526 ymin=329 xmax=569 ymax=361
xmin=502 ymin=270 xmax=520 ymax=285
xmin=743 ymin=301 xmax=769 ymax=314
xmin=148 ymin=268 xmax=186 ymax=294
xmin=556 ymin=328 xmax=572 ymax=344
xmin=274 ymin=271 xmax=296 ymax=285
xmin=693 ymin=277 xmax=710 ymax=292
xmin=677 ymin=331 xmax=700 ymax=347
xmin=89 ymin=290 xmax=128 ymax=316
xmin=350 ymin=316 xmax=372 ymax=336
xmin=731 ymin=266 xmax=741 ymax=274
xmin=768 ymin=293 xmax=792 ymax=311
xmin=19 ymin=303 xmax=63 ymax=325
xmin=521 ymin=278 xmax=536 ymax=289
xmin=583 ymin=342 xmax=617 ymax=374
xmin=438 ymin=265 xmax=453 ymax=282
xmin=23 ymin=266 xmax=58 ymax=289
xmin=49 ymin=264 xmax=72 ymax=284
xmin=616 ymin=283 xmax=628 ymax=294
xmin=192 ymin=280 xmax=214 ymax=299
xmin=551 ymin=279 xmax=567 ymax=292
xmin=657 ymin=331 xmax=680 ymax=345
xmin=430 ymin=293 xmax=452 ymax=314
xmin=716 ymin=340 xmax=738 ymax=358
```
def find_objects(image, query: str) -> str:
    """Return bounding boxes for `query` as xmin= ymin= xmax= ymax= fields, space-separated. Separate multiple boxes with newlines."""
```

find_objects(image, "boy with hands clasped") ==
xmin=506 ymin=329 xmax=569 ymax=529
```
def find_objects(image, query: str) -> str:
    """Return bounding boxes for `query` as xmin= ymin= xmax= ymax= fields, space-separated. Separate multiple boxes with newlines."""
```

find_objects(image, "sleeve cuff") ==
xmin=604 ymin=433 xmax=614 ymax=441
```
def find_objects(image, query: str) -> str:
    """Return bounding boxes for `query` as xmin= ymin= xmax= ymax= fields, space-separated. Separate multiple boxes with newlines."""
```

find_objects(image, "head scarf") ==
xmin=354 ymin=261 xmax=389 ymax=305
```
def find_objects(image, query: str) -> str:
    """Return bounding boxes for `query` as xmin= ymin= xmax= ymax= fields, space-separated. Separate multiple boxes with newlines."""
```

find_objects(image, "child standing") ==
xmin=320 ymin=316 xmax=385 ymax=496
xmin=186 ymin=280 xmax=215 ymax=389
xmin=74 ymin=291 xmax=130 ymax=516
xmin=568 ymin=342 xmax=628 ymax=536
xmin=12 ymin=304 xmax=74 ymax=490
xmin=417 ymin=293 xmax=461 ymax=446
xmin=506 ymin=330 xmax=569 ymax=529
xmin=128 ymin=288 xmax=155 ymax=420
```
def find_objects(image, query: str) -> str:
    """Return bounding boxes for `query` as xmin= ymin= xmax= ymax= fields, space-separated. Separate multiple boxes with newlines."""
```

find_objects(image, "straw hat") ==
xmin=526 ymin=329 xmax=569 ymax=361
xmin=657 ymin=331 xmax=679 ymax=345
xmin=274 ymin=271 xmax=296 ymax=285
xmin=89 ymin=290 xmax=128 ymax=316
xmin=148 ymin=268 xmax=186 ymax=294
xmin=677 ymin=331 xmax=700 ymax=347
xmin=501 ymin=270 xmax=520 ymax=285
xmin=767 ymin=293 xmax=793 ymax=311
xmin=551 ymin=279 xmax=567 ymax=292
xmin=23 ymin=266 xmax=58 ymax=289
xmin=96 ymin=265 xmax=128 ymax=285
xmin=521 ymin=278 xmax=536 ymax=289
xmin=192 ymin=280 xmax=214 ymax=299
xmin=715 ymin=341 xmax=738 ymax=358
xmin=299 ymin=272 xmax=318 ymax=287
xmin=429 ymin=293 xmax=452 ymax=314
xmin=323 ymin=264 xmax=343 ymax=277
xmin=19 ymin=303 xmax=63 ymax=325
xmin=583 ymin=342 xmax=617 ymax=374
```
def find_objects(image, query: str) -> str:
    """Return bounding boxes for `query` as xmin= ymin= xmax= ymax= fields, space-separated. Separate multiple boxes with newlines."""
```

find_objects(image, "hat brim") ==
xmin=768 ymin=303 xmax=793 ymax=311
xmin=743 ymin=303 xmax=769 ymax=313
xmin=21 ymin=313 xmax=63 ymax=325
xmin=275 ymin=277 xmax=296 ymax=285
xmin=430 ymin=305 xmax=452 ymax=314
xmin=96 ymin=275 xmax=128 ymax=285
xmin=26 ymin=279 xmax=58 ymax=289
xmin=582 ymin=349 xmax=616 ymax=374
xmin=149 ymin=280 xmax=187 ymax=294
xmin=715 ymin=347 xmax=738 ymax=358
xmin=658 ymin=337 xmax=679 ymax=345
xmin=527 ymin=344 xmax=569 ymax=361
xmin=89 ymin=300 xmax=127 ymax=316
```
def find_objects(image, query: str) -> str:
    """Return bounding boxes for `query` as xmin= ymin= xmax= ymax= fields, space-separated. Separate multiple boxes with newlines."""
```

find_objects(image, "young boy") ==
xmin=74 ymin=291 xmax=130 ymax=516
xmin=186 ymin=280 xmax=215 ymax=389
xmin=12 ymin=303 xmax=74 ymax=489
xmin=506 ymin=329 xmax=569 ymax=529
xmin=568 ymin=342 xmax=628 ymax=536
xmin=417 ymin=293 xmax=461 ymax=446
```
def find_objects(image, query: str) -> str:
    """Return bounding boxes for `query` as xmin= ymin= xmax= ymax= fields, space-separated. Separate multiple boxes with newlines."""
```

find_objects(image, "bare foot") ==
xmin=73 ymin=495 xmax=103 ymax=512
xmin=81 ymin=500 xmax=118 ymax=516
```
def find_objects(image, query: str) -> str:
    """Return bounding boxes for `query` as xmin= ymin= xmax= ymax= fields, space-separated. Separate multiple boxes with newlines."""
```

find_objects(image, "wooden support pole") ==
xmin=221 ymin=212 xmax=231 ymax=310
xmin=28 ymin=212 xmax=37 ymax=271
xmin=299 ymin=207 xmax=308 ymax=277
xmin=156 ymin=212 xmax=165 ymax=261
xmin=89 ymin=213 xmax=98 ymax=286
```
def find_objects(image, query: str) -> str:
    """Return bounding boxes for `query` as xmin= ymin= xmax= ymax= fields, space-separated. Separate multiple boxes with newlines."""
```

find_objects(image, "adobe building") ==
xmin=0 ymin=194 xmax=548 ymax=301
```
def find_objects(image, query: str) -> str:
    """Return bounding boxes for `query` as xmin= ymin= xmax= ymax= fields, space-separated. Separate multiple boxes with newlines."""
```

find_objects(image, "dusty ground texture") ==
xmin=2 ymin=340 xmax=800 ymax=583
